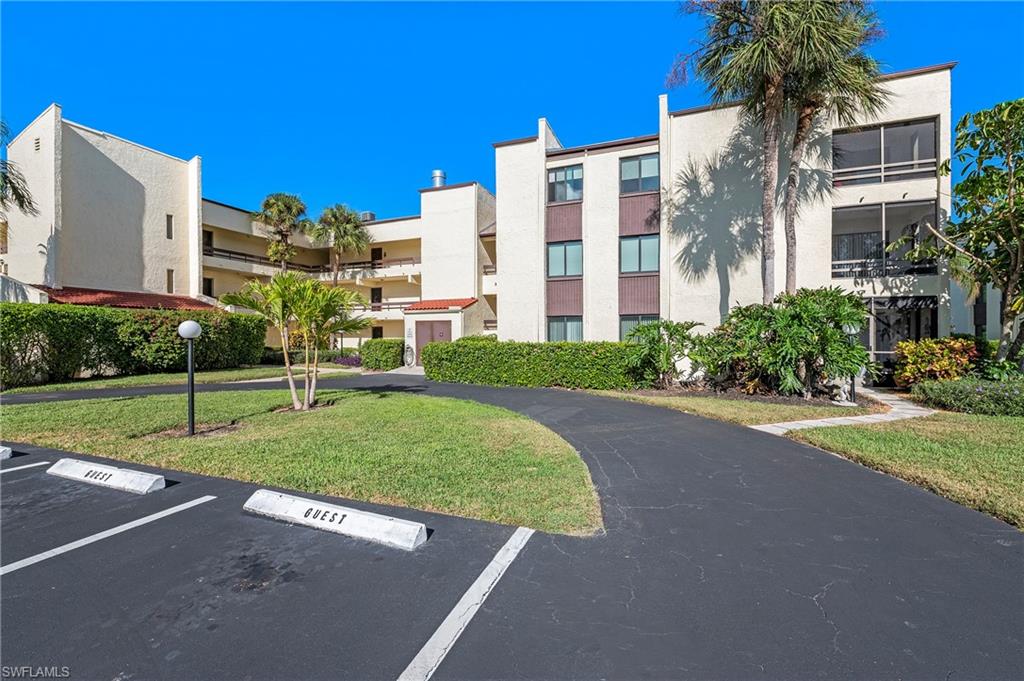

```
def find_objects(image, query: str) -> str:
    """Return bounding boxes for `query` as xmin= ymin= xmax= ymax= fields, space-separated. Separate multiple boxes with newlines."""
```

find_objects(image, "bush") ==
xmin=689 ymin=288 xmax=872 ymax=396
xmin=893 ymin=337 xmax=978 ymax=387
xmin=361 ymin=338 xmax=405 ymax=371
xmin=0 ymin=303 xmax=266 ymax=388
xmin=625 ymin=320 xmax=701 ymax=388
xmin=423 ymin=340 xmax=641 ymax=389
xmin=332 ymin=354 xmax=362 ymax=367
xmin=262 ymin=346 xmax=355 ymax=365
xmin=912 ymin=378 xmax=1024 ymax=416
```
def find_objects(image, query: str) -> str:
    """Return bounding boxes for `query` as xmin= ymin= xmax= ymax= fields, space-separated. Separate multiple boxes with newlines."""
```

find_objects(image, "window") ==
xmin=202 ymin=229 xmax=213 ymax=251
xmin=166 ymin=269 xmax=174 ymax=294
xmin=202 ymin=277 xmax=214 ymax=297
xmin=371 ymin=326 xmax=384 ymax=339
xmin=833 ymin=118 xmax=937 ymax=186
xmin=547 ymin=316 xmax=583 ymax=342
xmin=166 ymin=214 xmax=174 ymax=239
xmin=620 ymin=315 xmax=659 ymax=340
xmin=547 ymin=241 xmax=583 ymax=278
xmin=547 ymin=164 xmax=583 ymax=203
xmin=831 ymin=201 xmax=937 ymax=277
xmin=620 ymin=154 xmax=659 ymax=194
xmin=620 ymin=235 xmax=659 ymax=274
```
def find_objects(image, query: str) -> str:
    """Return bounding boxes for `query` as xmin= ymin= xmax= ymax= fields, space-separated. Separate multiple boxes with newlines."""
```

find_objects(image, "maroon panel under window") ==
xmin=619 ymin=192 xmax=660 ymax=235
xmin=546 ymin=202 xmax=583 ymax=242
xmin=547 ymin=278 xmax=583 ymax=316
xmin=619 ymin=274 xmax=659 ymax=315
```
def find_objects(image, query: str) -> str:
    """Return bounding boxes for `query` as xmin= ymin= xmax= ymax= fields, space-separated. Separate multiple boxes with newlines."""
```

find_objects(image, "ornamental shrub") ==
xmin=893 ymin=337 xmax=978 ymax=387
xmin=422 ymin=340 xmax=641 ymax=389
xmin=625 ymin=320 xmax=701 ymax=388
xmin=261 ymin=347 xmax=355 ymax=365
xmin=0 ymin=302 xmax=265 ymax=388
xmin=912 ymin=378 xmax=1024 ymax=416
xmin=689 ymin=288 xmax=872 ymax=396
xmin=361 ymin=338 xmax=405 ymax=371
xmin=332 ymin=354 xmax=362 ymax=367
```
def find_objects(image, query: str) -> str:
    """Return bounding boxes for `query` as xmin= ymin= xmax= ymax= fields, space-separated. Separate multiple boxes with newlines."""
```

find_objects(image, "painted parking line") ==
xmin=0 ymin=495 xmax=216 ymax=576
xmin=0 ymin=461 xmax=51 ymax=475
xmin=398 ymin=526 xmax=535 ymax=681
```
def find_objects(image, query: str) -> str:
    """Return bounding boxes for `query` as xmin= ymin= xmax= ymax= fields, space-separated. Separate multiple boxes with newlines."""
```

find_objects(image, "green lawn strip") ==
xmin=1 ymin=389 xmax=602 ymax=535
xmin=791 ymin=413 xmax=1024 ymax=528
xmin=2 ymin=366 xmax=352 ymax=395
xmin=596 ymin=391 xmax=878 ymax=426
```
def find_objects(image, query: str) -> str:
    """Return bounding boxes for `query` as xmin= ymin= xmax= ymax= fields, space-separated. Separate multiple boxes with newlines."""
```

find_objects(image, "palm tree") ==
xmin=1 ymin=120 xmax=39 ymax=222
xmin=671 ymin=0 xmax=853 ymax=304
xmin=309 ymin=204 xmax=372 ymax=286
xmin=781 ymin=2 xmax=888 ymax=293
xmin=251 ymin=193 xmax=312 ymax=272
xmin=221 ymin=273 xmax=305 ymax=410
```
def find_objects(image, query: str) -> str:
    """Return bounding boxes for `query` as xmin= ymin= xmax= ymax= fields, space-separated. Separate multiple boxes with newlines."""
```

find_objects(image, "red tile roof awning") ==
xmin=37 ymin=286 xmax=217 ymax=311
xmin=404 ymin=297 xmax=477 ymax=312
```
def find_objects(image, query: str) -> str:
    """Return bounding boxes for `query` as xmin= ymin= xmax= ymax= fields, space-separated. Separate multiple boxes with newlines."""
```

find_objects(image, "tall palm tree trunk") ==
xmin=279 ymin=326 xmax=302 ymax=410
xmin=784 ymin=103 xmax=818 ymax=294
xmin=332 ymin=248 xmax=340 ymax=287
xmin=760 ymin=83 xmax=784 ymax=304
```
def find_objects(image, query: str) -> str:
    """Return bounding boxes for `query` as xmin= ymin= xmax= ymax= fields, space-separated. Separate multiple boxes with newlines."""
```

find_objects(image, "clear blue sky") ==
xmin=3 ymin=1 xmax=1022 ymax=220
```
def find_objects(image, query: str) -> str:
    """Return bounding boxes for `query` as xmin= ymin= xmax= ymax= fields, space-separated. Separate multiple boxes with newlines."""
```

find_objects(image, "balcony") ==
xmin=483 ymin=319 xmax=498 ymax=331
xmin=203 ymin=246 xmax=326 ymax=276
xmin=831 ymin=231 xmax=936 ymax=279
xmin=328 ymin=256 xmax=422 ymax=283
xmin=351 ymin=300 xmax=419 ymax=322
xmin=482 ymin=264 xmax=497 ymax=295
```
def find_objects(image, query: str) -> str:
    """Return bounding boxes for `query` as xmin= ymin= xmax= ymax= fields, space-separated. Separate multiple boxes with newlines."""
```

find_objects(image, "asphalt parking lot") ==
xmin=0 ymin=443 xmax=522 ymax=681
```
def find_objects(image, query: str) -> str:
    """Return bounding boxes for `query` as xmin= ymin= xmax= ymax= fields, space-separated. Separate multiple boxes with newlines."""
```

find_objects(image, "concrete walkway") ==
xmin=749 ymin=387 xmax=936 ymax=435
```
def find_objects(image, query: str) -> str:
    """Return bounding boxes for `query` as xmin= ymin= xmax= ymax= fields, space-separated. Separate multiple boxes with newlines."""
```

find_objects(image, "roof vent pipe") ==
xmin=431 ymin=169 xmax=446 ymax=188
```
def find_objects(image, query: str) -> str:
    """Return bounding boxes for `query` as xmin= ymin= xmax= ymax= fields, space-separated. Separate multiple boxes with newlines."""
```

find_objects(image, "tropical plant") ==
xmin=309 ymin=204 xmax=372 ymax=286
xmin=251 ymin=193 xmax=312 ymax=272
xmin=221 ymin=273 xmax=305 ymax=409
xmin=781 ymin=1 xmax=888 ymax=293
xmin=1 ymin=119 xmax=39 ymax=222
xmin=625 ymin=320 xmax=702 ymax=388
xmin=892 ymin=337 xmax=978 ymax=387
xmin=895 ymin=99 xmax=1024 ymax=365
xmin=690 ymin=287 xmax=872 ymax=397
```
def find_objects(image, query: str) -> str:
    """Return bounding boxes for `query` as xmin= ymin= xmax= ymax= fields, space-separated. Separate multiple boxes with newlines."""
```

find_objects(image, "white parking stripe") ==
xmin=398 ymin=526 xmax=534 ymax=681
xmin=0 ymin=461 xmax=51 ymax=475
xmin=0 ymin=495 xmax=216 ymax=576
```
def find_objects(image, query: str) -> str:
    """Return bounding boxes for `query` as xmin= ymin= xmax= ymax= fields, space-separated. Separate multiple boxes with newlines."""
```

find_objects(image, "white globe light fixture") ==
xmin=177 ymin=320 xmax=202 ymax=435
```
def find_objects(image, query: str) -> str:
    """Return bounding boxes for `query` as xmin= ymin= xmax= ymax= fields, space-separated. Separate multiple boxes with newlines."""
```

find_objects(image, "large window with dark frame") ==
xmin=547 ymin=165 xmax=583 ymax=203
xmin=547 ymin=240 xmax=583 ymax=278
xmin=547 ymin=316 xmax=583 ymax=342
xmin=831 ymin=200 xmax=938 ymax=278
xmin=620 ymin=153 xmax=659 ymax=194
xmin=832 ymin=118 xmax=937 ymax=186
xmin=620 ymin=234 xmax=659 ymax=274
xmin=619 ymin=315 xmax=659 ymax=340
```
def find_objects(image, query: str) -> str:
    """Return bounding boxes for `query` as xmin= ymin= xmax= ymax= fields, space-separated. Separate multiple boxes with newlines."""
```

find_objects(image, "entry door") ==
xmin=370 ymin=247 xmax=384 ymax=265
xmin=415 ymin=320 xmax=451 ymax=365
xmin=370 ymin=287 xmax=382 ymax=311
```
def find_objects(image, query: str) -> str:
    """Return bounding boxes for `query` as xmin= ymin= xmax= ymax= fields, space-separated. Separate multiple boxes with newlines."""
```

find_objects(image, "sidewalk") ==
xmin=749 ymin=387 xmax=935 ymax=435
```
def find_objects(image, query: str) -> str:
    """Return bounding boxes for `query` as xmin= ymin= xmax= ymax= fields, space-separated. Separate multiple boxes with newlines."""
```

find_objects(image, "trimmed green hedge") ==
xmin=422 ymin=338 xmax=642 ymax=389
xmin=912 ymin=378 xmax=1024 ymax=417
xmin=261 ymin=347 xmax=356 ymax=365
xmin=0 ymin=303 xmax=266 ymax=388
xmin=361 ymin=338 xmax=405 ymax=371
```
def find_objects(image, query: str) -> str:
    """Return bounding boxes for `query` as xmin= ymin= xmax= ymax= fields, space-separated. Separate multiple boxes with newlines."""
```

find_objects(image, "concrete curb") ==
xmin=749 ymin=388 xmax=935 ymax=435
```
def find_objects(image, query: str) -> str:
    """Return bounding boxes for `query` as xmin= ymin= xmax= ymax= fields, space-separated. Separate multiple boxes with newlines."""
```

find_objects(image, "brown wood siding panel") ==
xmin=546 ymin=278 xmax=583 ymax=316
xmin=619 ymin=275 xmax=660 ymax=315
xmin=619 ymin=193 xmax=661 ymax=235
xmin=546 ymin=202 xmax=583 ymax=242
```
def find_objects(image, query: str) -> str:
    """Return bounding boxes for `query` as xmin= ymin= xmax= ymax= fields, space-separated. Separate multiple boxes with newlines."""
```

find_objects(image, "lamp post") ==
xmin=177 ymin=320 xmax=202 ymax=436
xmin=842 ymin=322 xmax=860 ymax=403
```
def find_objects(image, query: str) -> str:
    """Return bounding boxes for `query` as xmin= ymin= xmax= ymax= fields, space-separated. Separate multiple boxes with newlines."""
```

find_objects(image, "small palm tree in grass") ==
xmin=309 ymin=204 xmax=372 ymax=286
xmin=295 ymin=283 xmax=370 ymax=407
xmin=251 ymin=193 xmax=312 ymax=272
xmin=221 ymin=273 xmax=305 ymax=410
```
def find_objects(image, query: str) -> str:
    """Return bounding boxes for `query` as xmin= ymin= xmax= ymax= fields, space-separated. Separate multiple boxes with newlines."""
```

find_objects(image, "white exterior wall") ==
xmin=5 ymin=104 xmax=61 ymax=287
xmin=419 ymin=184 xmax=484 ymax=300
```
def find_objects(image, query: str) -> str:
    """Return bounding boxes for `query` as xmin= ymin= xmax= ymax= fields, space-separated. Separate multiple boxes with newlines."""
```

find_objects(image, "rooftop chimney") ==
xmin=431 ymin=169 xmax=446 ymax=188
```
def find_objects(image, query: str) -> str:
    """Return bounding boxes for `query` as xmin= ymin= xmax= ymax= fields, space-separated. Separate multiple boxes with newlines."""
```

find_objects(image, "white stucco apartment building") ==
xmin=2 ymin=62 xmax=1004 ymax=367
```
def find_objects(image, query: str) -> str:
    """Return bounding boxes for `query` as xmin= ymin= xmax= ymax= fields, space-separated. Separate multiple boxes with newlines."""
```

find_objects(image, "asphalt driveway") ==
xmin=2 ymin=374 xmax=1022 ymax=680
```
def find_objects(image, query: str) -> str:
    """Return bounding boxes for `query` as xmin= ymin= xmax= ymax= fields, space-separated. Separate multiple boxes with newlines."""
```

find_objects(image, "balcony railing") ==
xmin=337 ymin=256 xmax=421 ymax=271
xmin=202 ymin=246 xmax=420 ymax=275
xmin=482 ymin=264 xmax=497 ymax=275
xmin=352 ymin=301 xmax=418 ymax=312
xmin=483 ymin=319 xmax=498 ymax=330
xmin=833 ymin=158 xmax=937 ymax=187
xmin=831 ymin=258 xmax=937 ymax=278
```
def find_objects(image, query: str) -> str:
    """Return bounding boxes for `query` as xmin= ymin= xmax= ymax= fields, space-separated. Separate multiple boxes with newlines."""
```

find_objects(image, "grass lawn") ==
xmin=2 ymin=366 xmax=352 ymax=395
xmin=792 ymin=412 xmax=1024 ymax=528
xmin=1 ymin=390 xmax=602 ymax=535
xmin=597 ymin=391 xmax=882 ymax=426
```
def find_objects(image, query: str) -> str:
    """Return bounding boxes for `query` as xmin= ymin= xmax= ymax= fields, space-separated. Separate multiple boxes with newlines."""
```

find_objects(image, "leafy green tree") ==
xmin=1 ymin=120 xmax=39 ymax=223
xmin=251 ymin=193 xmax=312 ymax=272
xmin=221 ymin=273 xmax=305 ymax=409
xmin=897 ymin=99 xmax=1024 ymax=364
xmin=309 ymin=204 xmax=372 ymax=286
xmin=625 ymin=320 xmax=701 ymax=388
xmin=781 ymin=1 xmax=888 ymax=293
